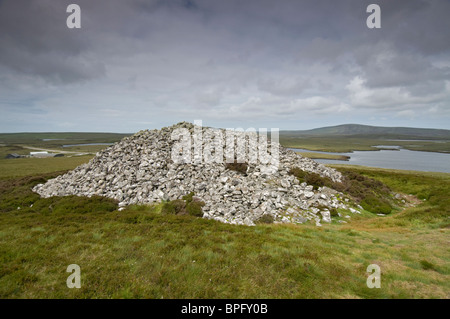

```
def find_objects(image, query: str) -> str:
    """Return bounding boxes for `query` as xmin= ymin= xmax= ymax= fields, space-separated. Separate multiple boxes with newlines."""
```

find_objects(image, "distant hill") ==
xmin=0 ymin=132 xmax=132 ymax=145
xmin=280 ymin=124 xmax=450 ymax=139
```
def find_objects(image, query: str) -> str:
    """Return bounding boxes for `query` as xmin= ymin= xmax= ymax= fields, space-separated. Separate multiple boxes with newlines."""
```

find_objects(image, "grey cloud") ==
xmin=377 ymin=0 xmax=450 ymax=56
xmin=257 ymin=77 xmax=311 ymax=97
xmin=356 ymin=46 xmax=450 ymax=89
xmin=1 ymin=46 xmax=106 ymax=84
xmin=0 ymin=0 xmax=104 ymax=84
xmin=0 ymin=0 xmax=449 ymax=132
xmin=194 ymin=89 xmax=223 ymax=107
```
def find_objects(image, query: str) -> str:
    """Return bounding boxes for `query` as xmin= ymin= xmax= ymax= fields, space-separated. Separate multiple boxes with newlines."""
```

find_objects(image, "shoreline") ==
xmin=296 ymin=151 xmax=351 ymax=161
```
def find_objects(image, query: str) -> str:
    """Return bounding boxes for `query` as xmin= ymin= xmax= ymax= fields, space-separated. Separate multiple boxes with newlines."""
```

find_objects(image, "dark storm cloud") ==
xmin=0 ymin=0 xmax=104 ymax=83
xmin=0 ymin=0 xmax=449 ymax=132
xmin=371 ymin=0 xmax=450 ymax=56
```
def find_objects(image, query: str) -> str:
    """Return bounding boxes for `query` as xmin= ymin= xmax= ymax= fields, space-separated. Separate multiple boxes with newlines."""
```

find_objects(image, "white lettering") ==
xmin=367 ymin=264 xmax=381 ymax=288
xmin=366 ymin=4 xmax=381 ymax=29
xmin=66 ymin=264 xmax=81 ymax=288
xmin=66 ymin=4 xmax=81 ymax=29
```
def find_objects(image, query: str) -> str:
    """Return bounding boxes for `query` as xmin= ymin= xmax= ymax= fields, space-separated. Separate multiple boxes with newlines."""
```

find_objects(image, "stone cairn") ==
xmin=33 ymin=122 xmax=361 ymax=226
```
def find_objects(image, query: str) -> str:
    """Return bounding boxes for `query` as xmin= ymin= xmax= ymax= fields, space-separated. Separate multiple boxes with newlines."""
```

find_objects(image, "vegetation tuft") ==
xmin=329 ymin=208 xmax=339 ymax=217
xmin=420 ymin=259 xmax=438 ymax=272
xmin=288 ymin=167 xmax=327 ymax=190
xmin=289 ymin=167 xmax=395 ymax=214
xmin=161 ymin=192 xmax=205 ymax=217
xmin=161 ymin=199 xmax=186 ymax=215
xmin=255 ymin=214 xmax=274 ymax=224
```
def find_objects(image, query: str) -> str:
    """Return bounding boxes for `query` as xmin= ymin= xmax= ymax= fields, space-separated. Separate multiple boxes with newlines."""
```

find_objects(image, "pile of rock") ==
xmin=33 ymin=122 xmax=360 ymax=226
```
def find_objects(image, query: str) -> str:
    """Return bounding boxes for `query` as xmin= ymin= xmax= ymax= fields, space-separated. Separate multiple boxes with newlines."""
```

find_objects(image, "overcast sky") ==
xmin=0 ymin=0 xmax=449 ymax=132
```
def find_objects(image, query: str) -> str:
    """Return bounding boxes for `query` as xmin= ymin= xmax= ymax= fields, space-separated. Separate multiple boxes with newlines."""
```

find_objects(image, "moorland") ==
xmin=0 ymin=126 xmax=448 ymax=298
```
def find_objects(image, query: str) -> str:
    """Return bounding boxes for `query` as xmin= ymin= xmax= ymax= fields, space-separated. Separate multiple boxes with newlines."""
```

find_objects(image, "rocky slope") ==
xmin=33 ymin=122 xmax=361 ymax=226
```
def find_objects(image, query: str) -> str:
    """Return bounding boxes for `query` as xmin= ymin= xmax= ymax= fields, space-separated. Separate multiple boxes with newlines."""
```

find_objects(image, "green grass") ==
xmin=0 ymin=157 xmax=449 ymax=298
xmin=0 ymin=132 xmax=130 ymax=146
xmin=280 ymin=136 xmax=450 ymax=153
xmin=0 ymin=156 xmax=94 ymax=179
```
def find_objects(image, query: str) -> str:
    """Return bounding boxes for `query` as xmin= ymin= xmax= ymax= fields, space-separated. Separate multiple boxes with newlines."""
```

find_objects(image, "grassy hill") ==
xmin=281 ymin=124 xmax=450 ymax=139
xmin=279 ymin=124 xmax=450 ymax=153
xmin=0 ymin=155 xmax=448 ymax=298
xmin=0 ymin=132 xmax=131 ymax=146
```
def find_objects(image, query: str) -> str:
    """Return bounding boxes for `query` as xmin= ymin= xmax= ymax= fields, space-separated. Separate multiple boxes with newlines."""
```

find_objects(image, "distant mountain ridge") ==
xmin=281 ymin=124 xmax=450 ymax=139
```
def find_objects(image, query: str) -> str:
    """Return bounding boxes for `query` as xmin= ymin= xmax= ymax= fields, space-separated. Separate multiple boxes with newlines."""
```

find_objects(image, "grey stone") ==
xmin=304 ymin=191 xmax=315 ymax=199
